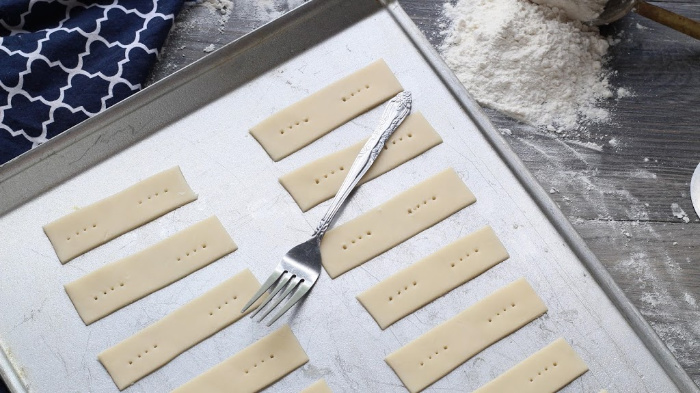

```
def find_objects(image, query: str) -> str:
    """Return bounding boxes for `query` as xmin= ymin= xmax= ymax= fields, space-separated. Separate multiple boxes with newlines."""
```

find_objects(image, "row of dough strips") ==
xmin=41 ymin=58 xmax=590 ymax=392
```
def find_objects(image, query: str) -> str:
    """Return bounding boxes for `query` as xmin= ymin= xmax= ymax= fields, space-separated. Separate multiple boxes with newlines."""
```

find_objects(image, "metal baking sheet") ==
xmin=0 ymin=0 xmax=695 ymax=392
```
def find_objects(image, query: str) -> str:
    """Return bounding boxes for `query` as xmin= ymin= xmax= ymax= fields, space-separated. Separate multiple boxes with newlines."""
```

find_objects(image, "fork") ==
xmin=241 ymin=91 xmax=413 ymax=325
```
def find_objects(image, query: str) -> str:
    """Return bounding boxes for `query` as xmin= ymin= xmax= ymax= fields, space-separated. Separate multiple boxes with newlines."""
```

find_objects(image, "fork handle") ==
xmin=312 ymin=91 xmax=412 ymax=238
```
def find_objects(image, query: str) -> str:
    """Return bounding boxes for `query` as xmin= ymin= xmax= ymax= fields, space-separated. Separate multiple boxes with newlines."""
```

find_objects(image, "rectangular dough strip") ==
xmin=250 ymin=59 xmax=403 ymax=161
xmin=301 ymin=379 xmax=333 ymax=393
xmin=98 ymin=269 xmax=262 ymax=390
xmin=172 ymin=325 xmax=308 ymax=393
xmin=321 ymin=168 xmax=476 ymax=278
xmin=279 ymin=112 xmax=442 ymax=211
xmin=385 ymin=278 xmax=547 ymax=393
xmin=474 ymin=338 xmax=588 ymax=393
xmin=65 ymin=216 xmax=237 ymax=325
xmin=43 ymin=166 xmax=198 ymax=263
xmin=357 ymin=226 xmax=509 ymax=329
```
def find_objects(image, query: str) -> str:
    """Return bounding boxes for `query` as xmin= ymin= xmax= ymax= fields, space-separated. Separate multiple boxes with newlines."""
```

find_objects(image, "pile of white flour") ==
xmin=531 ymin=0 xmax=607 ymax=22
xmin=440 ymin=0 xmax=616 ymax=130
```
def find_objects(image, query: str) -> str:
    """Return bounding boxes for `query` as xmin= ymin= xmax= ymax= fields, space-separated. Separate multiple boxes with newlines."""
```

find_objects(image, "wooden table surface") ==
xmin=147 ymin=0 xmax=700 ymax=387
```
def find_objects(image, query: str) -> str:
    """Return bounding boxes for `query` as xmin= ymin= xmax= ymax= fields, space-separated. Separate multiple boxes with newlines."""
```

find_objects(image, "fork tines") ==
xmin=241 ymin=268 xmax=312 ymax=326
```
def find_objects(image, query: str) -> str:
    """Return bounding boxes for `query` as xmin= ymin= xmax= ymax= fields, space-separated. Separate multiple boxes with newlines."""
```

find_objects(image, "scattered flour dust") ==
xmin=183 ymin=0 xmax=233 ymax=30
xmin=617 ymin=87 xmax=633 ymax=98
xmin=198 ymin=0 xmax=233 ymax=25
xmin=671 ymin=202 xmax=690 ymax=223
xmin=252 ymin=0 xmax=308 ymax=19
xmin=440 ymin=0 xmax=620 ymax=130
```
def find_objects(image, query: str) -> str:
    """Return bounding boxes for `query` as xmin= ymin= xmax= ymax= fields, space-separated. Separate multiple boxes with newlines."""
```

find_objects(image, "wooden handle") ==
xmin=635 ymin=1 xmax=700 ymax=40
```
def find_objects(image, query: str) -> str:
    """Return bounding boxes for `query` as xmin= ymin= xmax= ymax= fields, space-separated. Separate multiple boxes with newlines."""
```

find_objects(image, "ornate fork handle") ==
xmin=312 ymin=91 xmax=412 ymax=239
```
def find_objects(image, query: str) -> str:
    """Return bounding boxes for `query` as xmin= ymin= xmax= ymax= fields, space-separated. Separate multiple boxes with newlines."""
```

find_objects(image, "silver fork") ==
xmin=241 ymin=91 xmax=413 ymax=325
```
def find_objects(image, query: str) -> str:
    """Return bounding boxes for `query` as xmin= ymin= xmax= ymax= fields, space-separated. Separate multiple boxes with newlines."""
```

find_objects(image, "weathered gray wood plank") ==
xmin=576 ymin=220 xmax=700 ymax=377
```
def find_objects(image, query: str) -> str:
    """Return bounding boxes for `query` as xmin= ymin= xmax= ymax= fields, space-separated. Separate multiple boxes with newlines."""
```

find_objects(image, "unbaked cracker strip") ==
xmin=43 ymin=166 xmax=197 ymax=263
xmin=385 ymin=278 xmax=547 ymax=393
xmin=321 ymin=168 xmax=476 ymax=278
xmin=357 ymin=226 xmax=508 ymax=329
xmin=172 ymin=325 xmax=308 ymax=393
xmin=98 ymin=269 xmax=262 ymax=390
xmin=280 ymin=112 xmax=442 ymax=211
xmin=250 ymin=59 xmax=403 ymax=161
xmin=65 ymin=216 xmax=237 ymax=325
xmin=474 ymin=338 xmax=588 ymax=393
xmin=301 ymin=379 xmax=333 ymax=393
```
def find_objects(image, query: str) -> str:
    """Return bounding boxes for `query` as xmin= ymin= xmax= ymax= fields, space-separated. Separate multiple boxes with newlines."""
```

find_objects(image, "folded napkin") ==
xmin=0 ymin=0 xmax=185 ymax=165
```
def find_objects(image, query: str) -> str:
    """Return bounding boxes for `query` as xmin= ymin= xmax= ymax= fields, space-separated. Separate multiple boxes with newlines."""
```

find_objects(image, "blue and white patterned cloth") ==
xmin=0 ymin=0 xmax=185 ymax=165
